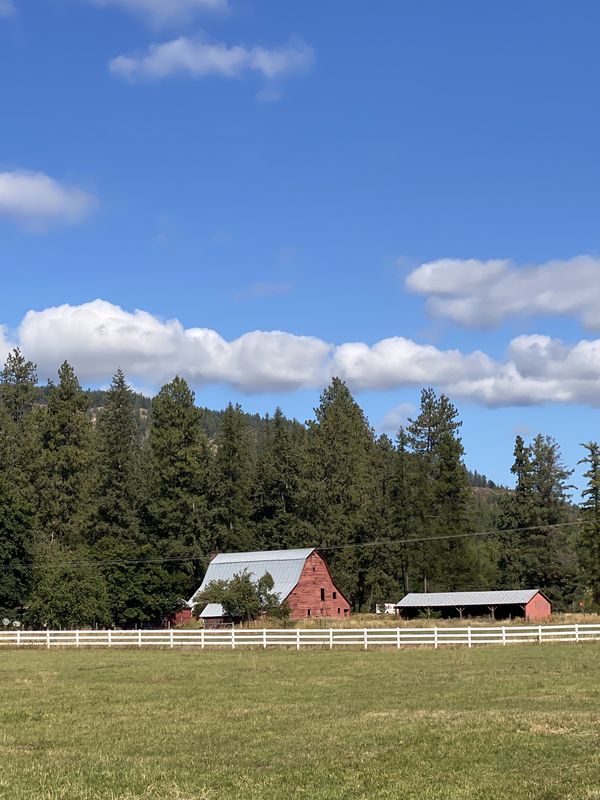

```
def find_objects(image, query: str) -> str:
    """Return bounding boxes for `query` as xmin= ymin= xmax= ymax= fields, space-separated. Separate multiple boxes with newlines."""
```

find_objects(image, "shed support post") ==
xmin=489 ymin=606 xmax=496 ymax=620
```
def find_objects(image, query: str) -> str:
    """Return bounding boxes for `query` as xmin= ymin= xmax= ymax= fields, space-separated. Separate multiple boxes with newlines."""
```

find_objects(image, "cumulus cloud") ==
xmin=90 ymin=0 xmax=227 ymax=27
xmin=0 ymin=171 xmax=97 ymax=232
xmin=377 ymin=403 xmax=414 ymax=434
xmin=109 ymin=34 xmax=314 ymax=88
xmin=0 ymin=0 xmax=16 ymax=18
xmin=406 ymin=255 xmax=600 ymax=329
xmin=8 ymin=300 xmax=600 ymax=407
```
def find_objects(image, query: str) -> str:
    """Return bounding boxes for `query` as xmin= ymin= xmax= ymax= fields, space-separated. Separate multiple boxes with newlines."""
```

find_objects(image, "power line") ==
xmin=1 ymin=520 xmax=582 ymax=571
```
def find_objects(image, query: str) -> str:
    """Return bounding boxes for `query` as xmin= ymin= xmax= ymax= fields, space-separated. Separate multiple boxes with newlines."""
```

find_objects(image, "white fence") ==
xmin=0 ymin=623 xmax=599 ymax=650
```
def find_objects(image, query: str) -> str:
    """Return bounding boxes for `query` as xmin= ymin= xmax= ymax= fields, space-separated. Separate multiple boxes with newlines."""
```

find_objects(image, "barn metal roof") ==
xmin=188 ymin=548 xmax=315 ymax=608
xmin=395 ymin=590 xmax=543 ymax=608
xmin=199 ymin=602 xmax=225 ymax=618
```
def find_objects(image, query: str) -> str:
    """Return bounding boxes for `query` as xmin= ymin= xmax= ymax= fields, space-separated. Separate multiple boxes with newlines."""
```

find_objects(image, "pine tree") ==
xmin=0 ymin=350 xmax=39 ymax=617
xmin=93 ymin=370 xmax=179 ymax=626
xmin=209 ymin=403 xmax=254 ymax=553
xmin=579 ymin=441 xmax=600 ymax=604
xmin=94 ymin=369 xmax=140 ymax=542
xmin=37 ymin=362 xmax=94 ymax=548
xmin=146 ymin=376 xmax=210 ymax=592
xmin=253 ymin=408 xmax=310 ymax=549
xmin=305 ymin=378 xmax=378 ymax=609
xmin=406 ymin=388 xmax=478 ymax=592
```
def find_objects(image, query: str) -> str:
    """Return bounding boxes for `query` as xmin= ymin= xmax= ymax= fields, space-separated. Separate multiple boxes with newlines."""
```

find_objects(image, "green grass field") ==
xmin=1 ymin=645 xmax=599 ymax=800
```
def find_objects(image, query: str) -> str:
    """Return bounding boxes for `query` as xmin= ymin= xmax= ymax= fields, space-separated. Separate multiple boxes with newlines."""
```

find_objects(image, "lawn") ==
xmin=1 ymin=645 xmax=599 ymax=800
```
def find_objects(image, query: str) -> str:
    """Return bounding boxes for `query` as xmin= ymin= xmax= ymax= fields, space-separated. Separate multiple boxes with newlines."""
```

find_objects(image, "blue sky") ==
xmin=2 ymin=0 xmax=600 ymax=487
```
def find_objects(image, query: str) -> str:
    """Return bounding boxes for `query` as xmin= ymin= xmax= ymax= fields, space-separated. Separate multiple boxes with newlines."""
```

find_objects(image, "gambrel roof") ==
xmin=188 ymin=548 xmax=315 ymax=608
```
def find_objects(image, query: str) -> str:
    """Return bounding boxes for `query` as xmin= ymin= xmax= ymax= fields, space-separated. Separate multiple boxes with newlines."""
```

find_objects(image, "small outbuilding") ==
xmin=189 ymin=548 xmax=351 ymax=623
xmin=395 ymin=590 xmax=552 ymax=622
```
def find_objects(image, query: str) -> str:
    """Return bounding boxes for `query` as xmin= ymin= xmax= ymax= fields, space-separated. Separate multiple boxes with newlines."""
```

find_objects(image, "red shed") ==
xmin=395 ymin=589 xmax=552 ymax=621
xmin=189 ymin=548 xmax=350 ymax=621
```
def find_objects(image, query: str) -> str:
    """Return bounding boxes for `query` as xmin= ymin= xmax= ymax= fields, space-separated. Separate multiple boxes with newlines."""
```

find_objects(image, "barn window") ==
xmin=333 ymin=591 xmax=337 ymax=599
xmin=320 ymin=588 xmax=325 ymax=602
xmin=307 ymin=609 xmax=311 ymax=617
xmin=337 ymin=608 xmax=340 ymax=614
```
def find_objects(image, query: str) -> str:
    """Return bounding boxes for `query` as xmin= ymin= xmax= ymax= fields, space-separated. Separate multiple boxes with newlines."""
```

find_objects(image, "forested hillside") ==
xmin=1 ymin=348 xmax=598 ymax=627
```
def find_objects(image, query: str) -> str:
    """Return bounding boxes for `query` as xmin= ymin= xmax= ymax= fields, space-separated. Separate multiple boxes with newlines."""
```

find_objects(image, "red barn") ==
xmin=189 ymin=548 xmax=350 ymax=621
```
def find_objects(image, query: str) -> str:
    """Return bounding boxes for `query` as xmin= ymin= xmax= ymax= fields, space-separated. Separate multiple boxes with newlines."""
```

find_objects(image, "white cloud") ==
xmin=90 ymin=0 xmax=227 ymax=27
xmin=377 ymin=403 xmax=414 ymax=434
xmin=0 ymin=1 xmax=15 ymax=19
xmin=0 ymin=171 xmax=97 ymax=232
xmin=406 ymin=255 xmax=600 ymax=329
xmin=8 ymin=300 xmax=600 ymax=407
xmin=109 ymin=34 xmax=314 ymax=87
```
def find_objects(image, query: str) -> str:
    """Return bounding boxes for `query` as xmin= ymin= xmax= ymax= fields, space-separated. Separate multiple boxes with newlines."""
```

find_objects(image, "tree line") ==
xmin=1 ymin=347 xmax=599 ymax=627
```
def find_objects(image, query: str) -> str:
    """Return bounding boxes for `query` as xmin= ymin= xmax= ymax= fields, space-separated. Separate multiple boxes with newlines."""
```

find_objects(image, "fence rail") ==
xmin=0 ymin=623 xmax=599 ymax=650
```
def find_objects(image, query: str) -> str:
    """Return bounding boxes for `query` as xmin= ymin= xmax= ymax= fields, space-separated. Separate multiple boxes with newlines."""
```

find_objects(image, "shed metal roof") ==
xmin=199 ymin=602 xmax=225 ymax=618
xmin=188 ymin=548 xmax=315 ymax=608
xmin=395 ymin=590 xmax=543 ymax=608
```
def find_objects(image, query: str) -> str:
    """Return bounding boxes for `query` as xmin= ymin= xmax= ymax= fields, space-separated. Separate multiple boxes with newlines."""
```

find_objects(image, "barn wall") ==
xmin=286 ymin=552 xmax=351 ymax=619
xmin=525 ymin=593 xmax=552 ymax=621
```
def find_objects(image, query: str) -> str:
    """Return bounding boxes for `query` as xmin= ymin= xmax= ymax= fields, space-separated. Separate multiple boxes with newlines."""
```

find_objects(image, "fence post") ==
xmin=170 ymin=628 xmax=174 ymax=649
xmin=263 ymin=628 xmax=267 ymax=650
xmin=231 ymin=628 xmax=235 ymax=650
xmin=502 ymin=626 xmax=506 ymax=646
xmin=138 ymin=629 xmax=142 ymax=649
xmin=46 ymin=629 xmax=50 ymax=650
xmin=364 ymin=628 xmax=368 ymax=651
xmin=434 ymin=627 xmax=438 ymax=649
xmin=575 ymin=623 xmax=580 ymax=643
xmin=201 ymin=628 xmax=205 ymax=650
xmin=296 ymin=628 xmax=300 ymax=651
xmin=467 ymin=626 xmax=472 ymax=648
xmin=108 ymin=628 xmax=112 ymax=648
xmin=396 ymin=627 xmax=401 ymax=650
xmin=329 ymin=628 xmax=333 ymax=650
xmin=538 ymin=625 xmax=542 ymax=645
xmin=75 ymin=630 xmax=79 ymax=649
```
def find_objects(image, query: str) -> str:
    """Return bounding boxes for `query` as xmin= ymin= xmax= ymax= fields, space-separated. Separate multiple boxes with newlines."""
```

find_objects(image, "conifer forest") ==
xmin=1 ymin=347 xmax=598 ymax=627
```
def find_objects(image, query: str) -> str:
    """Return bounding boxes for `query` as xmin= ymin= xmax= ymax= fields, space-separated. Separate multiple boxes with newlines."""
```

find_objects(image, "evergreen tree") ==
xmin=406 ymin=388 xmax=479 ymax=592
xmin=253 ymin=408 xmax=310 ymax=549
xmin=0 ymin=350 xmax=39 ymax=616
xmin=146 ymin=376 xmax=210 ymax=593
xmin=579 ymin=441 xmax=600 ymax=604
xmin=305 ymin=378 xmax=378 ymax=609
xmin=209 ymin=403 xmax=254 ymax=553
xmin=26 ymin=543 xmax=111 ymax=628
xmin=37 ymin=362 xmax=94 ymax=548
xmin=94 ymin=369 xmax=140 ymax=543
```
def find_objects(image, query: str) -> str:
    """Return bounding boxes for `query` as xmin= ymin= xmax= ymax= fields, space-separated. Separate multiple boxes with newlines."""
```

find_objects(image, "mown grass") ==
xmin=1 ymin=645 xmax=599 ymax=799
